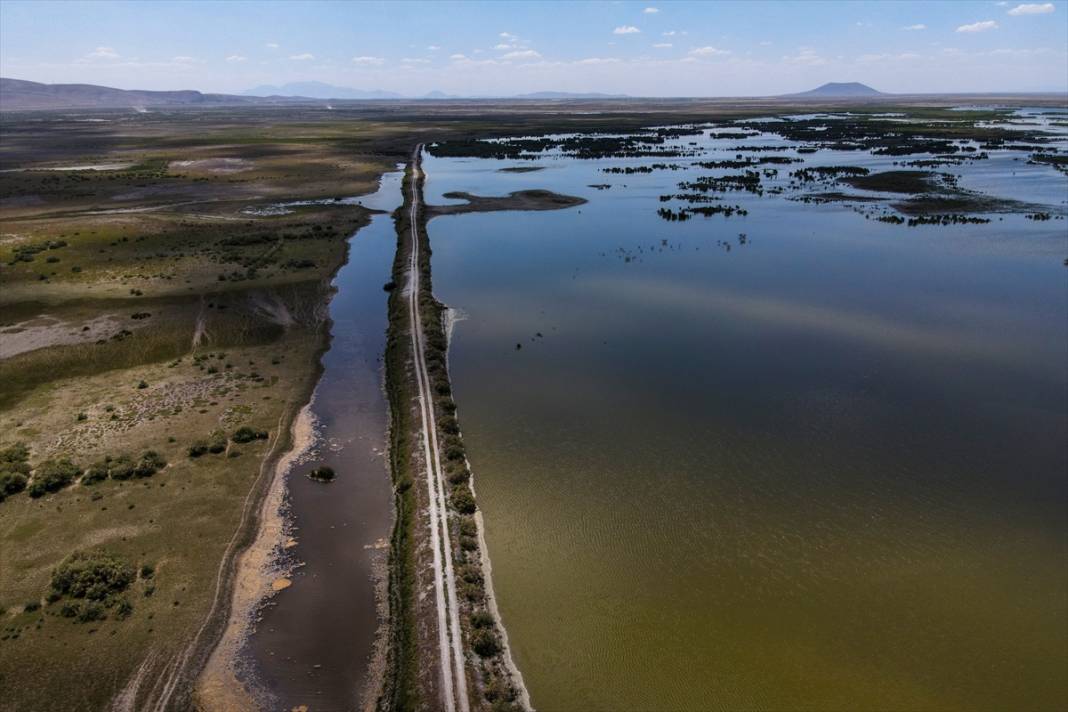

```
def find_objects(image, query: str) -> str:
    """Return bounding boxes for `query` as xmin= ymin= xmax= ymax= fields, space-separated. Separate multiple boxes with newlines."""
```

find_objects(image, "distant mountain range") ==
xmin=5 ymin=77 xmax=1050 ymax=112
xmin=244 ymin=81 xmax=403 ymax=100
xmin=787 ymin=82 xmax=885 ymax=98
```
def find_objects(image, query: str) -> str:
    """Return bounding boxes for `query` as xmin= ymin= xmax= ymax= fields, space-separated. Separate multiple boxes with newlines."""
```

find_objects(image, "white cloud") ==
xmin=1007 ymin=3 xmax=1054 ymax=14
xmin=352 ymin=55 xmax=385 ymax=65
xmin=171 ymin=55 xmax=199 ymax=64
xmin=500 ymin=32 xmax=518 ymax=40
xmin=653 ymin=42 xmax=673 ymax=48
xmin=614 ymin=25 xmax=641 ymax=34
xmin=86 ymin=46 xmax=120 ymax=59
xmin=449 ymin=53 xmax=467 ymax=60
xmin=427 ymin=45 xmax=441 ymax=51
xmin=957 ymin=20 xmax=998 ymax=32
xmin=226 ymin=54 xmax=247 ymax=62
xmin=783 ymin=47 xmax=827 ymax=65
xmin=643 ymin=7 xmax=659 ymax=13
xmin=662 ymin=30 xmax=676 ymax=36
xmin=502 ymin=49 xmax=541 ymax=59
xmin=265 ymin=42 xmax=280 ymax=49
xmin=902 ymin=24 xmax=927 ymax=30
xmin=289 ymin=52 xmax=314 ymax=60
xmin=689 ymin=46 xmax=731 ymax=56
xmin=577 ymin=57 xmax=621 ymax=64
xmin=494 ymin=43 xmax=513 ymax=50
xmin=401 ymin=57 xmax=430 ymax=64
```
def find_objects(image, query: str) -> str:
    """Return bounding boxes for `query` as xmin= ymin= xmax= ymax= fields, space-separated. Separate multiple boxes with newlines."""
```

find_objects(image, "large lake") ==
xmin=423 ymin=112 xmax=1068 ymax=710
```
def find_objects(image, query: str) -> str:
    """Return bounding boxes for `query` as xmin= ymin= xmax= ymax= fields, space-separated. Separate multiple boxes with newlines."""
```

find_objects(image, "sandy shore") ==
xmin=194 ymin=403 xmax=318 ymax=711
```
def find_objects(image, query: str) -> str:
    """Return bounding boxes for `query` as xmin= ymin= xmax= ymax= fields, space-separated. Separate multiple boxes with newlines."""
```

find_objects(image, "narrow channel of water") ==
xmin=423 ymin=117 xmax=1067 ymax=711
xmin=244 ymin=169 xmax=401 ymax=710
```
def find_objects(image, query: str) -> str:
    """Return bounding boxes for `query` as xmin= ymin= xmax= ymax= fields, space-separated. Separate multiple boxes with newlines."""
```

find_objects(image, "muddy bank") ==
xmin=428 ymin=189 xmax=586 ymax=216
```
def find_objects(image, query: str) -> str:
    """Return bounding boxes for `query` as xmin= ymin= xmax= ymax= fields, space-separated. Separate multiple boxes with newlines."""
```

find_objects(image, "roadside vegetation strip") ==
xmin=408 ymin=147 xmax=531 ymax=711
xmin=407 ymin=146 xmax=460 ymax=712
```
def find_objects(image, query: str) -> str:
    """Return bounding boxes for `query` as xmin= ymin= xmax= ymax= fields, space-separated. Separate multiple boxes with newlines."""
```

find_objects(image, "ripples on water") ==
xmin=424 ymin=111 xmax=1067 ymax=711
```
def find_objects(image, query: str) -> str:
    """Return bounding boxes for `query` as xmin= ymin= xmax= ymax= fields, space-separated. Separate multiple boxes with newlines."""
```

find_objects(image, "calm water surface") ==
xmin=245 ymin=170 xmax=401 ymax=710
xmin=424 ymin=116 xmax=1068 ymax=711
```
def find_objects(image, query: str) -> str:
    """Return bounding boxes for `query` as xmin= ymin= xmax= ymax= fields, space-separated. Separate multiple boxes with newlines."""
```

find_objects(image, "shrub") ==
xmin=231 ymin=426 xmax=268 ymax=444
xmin=108 ymin=455 xmax=135 ymax=481
xmin=471 ymin=629 xmax=501 ymax=657
xmin=77 ymin=601 xmax=107 ymax=623
xmin=81 ymin=461 xmax=110 ymax=486
xmin=139 ymin=564 xmax=154 ymax=579
xmin=470 ymin=610 xmax=494 ymax=629
xmin=114 ymin=598 xmax=134 ymax=620
xmin=458 ymin=564 xmax=482 ymax=584
xmin=447 ymin=466 xmax=470 ymax=485
xmin=439 ymin=416 xmax=460 ymax=435
xmin=445 ymin=445 xmax=466 ymax=462
xmin=0 ymin=471 xmax=28 ymax=500
xmin=459 ymin=517 xmax=477 ymax=537
xmin=23 ymin=601 xmax=40 ymax=613
xmin=134 ymin=451 xmax=166 ymax=478
xmin=51 ymin=550 xmax=135 ymax=600
xmin=450 ymin=486 xmax=476 ymax=514
xmin=0 ymin=442 xmax=30 ymax=466
xmin=309 ymin=466 xmax=336 ymax=482
xmin=28 ymin=458 xmax=81 ymax=497
xmin=136 ymin=380 xmax=148 ymax=389
xmin=187 ymin=441 xmax=208 ymax=458
xmin=207 ymin=431 xmax=227 ymax=454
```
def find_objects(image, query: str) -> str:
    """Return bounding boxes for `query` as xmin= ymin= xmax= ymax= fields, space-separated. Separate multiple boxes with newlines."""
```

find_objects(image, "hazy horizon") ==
xmin=1 ymin=0 xmax=1066 ymax=97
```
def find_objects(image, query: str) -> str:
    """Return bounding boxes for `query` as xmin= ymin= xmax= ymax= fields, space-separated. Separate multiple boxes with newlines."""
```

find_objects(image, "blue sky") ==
xmin=1 ymin=1 xmax=1065 ymax=96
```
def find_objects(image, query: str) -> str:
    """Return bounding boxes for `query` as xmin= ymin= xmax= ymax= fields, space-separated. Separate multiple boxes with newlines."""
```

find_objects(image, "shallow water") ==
xmin=424 ymin=116 xmax=1068 ymax=710
xmin=244 ymin=169 xmax=401 ymax=709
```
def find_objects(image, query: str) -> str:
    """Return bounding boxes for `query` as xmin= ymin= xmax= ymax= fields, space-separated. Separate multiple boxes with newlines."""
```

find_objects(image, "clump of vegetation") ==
xmin=187 ymin=440 xmax=209 ymax=458
xmin=48 ymin=549 xmax=137 ymax=623
xmin=450 ymin=485 xmax=476 ymax=514
xmin=308 ymin=466 xmax=336 ymax=482
xmin=471 ymin=628 xmax=501 ymax=657
xmin=231 ymin=426 xmax=268 ymax=443
xmin=207 ymin=430 xmax=227 ymax=454
xmin=0 ymin=442 xmax=32 ymax=502
xmin=28 ymin=458 xmax=81 ymax=498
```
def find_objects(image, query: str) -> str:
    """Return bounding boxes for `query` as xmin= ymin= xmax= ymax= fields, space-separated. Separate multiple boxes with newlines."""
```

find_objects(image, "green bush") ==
xmin=28 ymin=458 xmax=81 ymax=497
xmin=447 ymin=465 xmax=470 ymax=485
xmin=77 ymin=601 xmax=107 ymax=623
xmin=81 ymin=460 xmax=110 ymax=485
xmin=231 ymin=426 xmax=268 ymax=444
xmin=459 ymin=517 xmax=477 ymax=537
xmin=471 ymin=629 xmax=500 ymax=657
xmin=207 ymin=431 xmax=227 ymax=454
xmin=187 ymin=441 xmax=208 ymax=458
xmin=134 ymin=451 xmax=166 ymax=478
xmin=0 ymin=442 xmax=30 ymax=465
xmin=108 ymin=455 xmax=136 ymax=481
xmin=470 ymin=610 xmax=494 ymax=629
xmin=450 ymin=485 xmax=476 ymax=514
xmin=460 ymin=535 xmax=478 ymax=552
xmin=0 ymin=471 xmax=28 ymax=500
xmin=114 ymin=598 xmax=134 ymax=620
xmin=51 ymin=550 xmax=135 ymax=600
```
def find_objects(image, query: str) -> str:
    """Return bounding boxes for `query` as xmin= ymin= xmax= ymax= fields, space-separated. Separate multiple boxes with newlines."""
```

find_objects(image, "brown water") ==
xmin=423 ymin=115 xmax=1068 ymax=711
xmin=244 ymin=170 xmax=401 ymax=710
